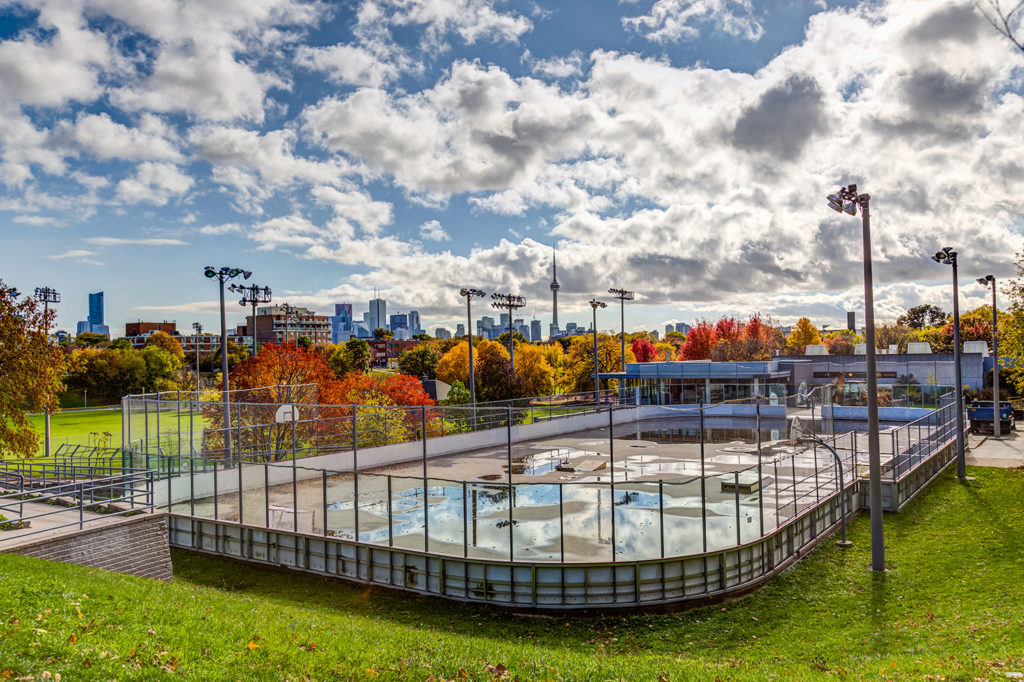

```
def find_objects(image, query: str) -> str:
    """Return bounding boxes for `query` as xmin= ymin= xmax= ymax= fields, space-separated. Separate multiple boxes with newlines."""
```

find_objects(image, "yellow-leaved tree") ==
xmin=513 ymin=343 xmax=555 ymax=397
xmin=785 ymin=317 xmax=822 ymax=355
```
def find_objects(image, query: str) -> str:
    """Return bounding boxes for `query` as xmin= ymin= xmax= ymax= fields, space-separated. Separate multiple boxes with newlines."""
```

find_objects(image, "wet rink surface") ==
xmin=186 ymin=416 xmax=925 ymax=562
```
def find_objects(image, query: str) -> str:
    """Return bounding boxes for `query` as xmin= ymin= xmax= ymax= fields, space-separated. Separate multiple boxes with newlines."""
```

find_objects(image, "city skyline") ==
xmin=0 ymin=1 xmax=1019 ymax=337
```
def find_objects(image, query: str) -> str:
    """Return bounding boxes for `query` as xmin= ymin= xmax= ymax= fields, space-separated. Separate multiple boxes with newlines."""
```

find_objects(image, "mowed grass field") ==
xmin=24 ymin=409 xmax=125 ymax=456
xmin=1 ymin=466 xmax=1023 ymax=680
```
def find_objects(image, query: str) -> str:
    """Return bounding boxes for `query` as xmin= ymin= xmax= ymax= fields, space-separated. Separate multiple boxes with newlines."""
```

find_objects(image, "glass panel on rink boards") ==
xmin=661 ymin=477 xmax=705 ymax=557
xmin=511 ymin=484 xmax=561 ymax=561
xmin=612 ymin=482 xmax=662 ymax=561
xmin=464 ymin=482 xmax=511 ymax=560
xmin=560 ymin=484 xmax=613 ymax=562
xmin=240 ymin=462 xmax=267 ymax=528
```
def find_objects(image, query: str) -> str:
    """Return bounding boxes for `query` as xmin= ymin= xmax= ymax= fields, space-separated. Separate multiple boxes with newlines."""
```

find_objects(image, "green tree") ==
xmin=897 ymin=304 xmax=948 ymax=329
xmin=874 ymin=323 xmax=918 ymax=353
xmin=412 ymin=332 xmax=431 ymax=341
xmin=211 ymin=341 xmax=250 ymax=372
xmin=441 ymin=380 xmax=470 ymax=405
xmin=140 ymin=345 xmax=182 ymax=392
xmin=76 ymin=331 xmax=108 ymax=347
xmin=345 ymin=337 xmax=371 ymax=373
xmin=325 ymin=343 xmax=354 ymax=375
xmin=0 ymin=283 xmax=66 ymax=458
xmin=397 ymin=344 xmax=440 ymax=379
xmin=109 ymin=337 xmax=132 ymax=350
xmin=296 ymin=335 xmax=314 ymax=350
xmin=373 ymin=328 xmax=393 ymax=339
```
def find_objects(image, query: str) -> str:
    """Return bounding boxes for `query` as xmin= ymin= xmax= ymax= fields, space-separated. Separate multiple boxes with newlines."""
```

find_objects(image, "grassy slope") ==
xmin=1 ymin=466 xmax=1023 ymax=681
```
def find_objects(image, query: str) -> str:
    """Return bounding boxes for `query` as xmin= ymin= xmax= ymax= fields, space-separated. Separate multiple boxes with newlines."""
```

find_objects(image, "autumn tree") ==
xmin=0 ymin=283 xmax=66 ymax=458
xmin=824 ymin=330 xmax=860 ymax=356
xmin=346 ymin=337 xmax=371 ymax=373
xmin=563 ymin=334 xmax=634 ymax=393
xmin=631 ymin=336 xmax=658 ymax=362
xmin=436 ymin=341 xmax=472 ymax=387
xmin=513 ymin=343 xmax=555 ymax=397
xmin=785 ymin=318 xmax=822 ymax=355
xmin=679 ymin=320 xmax=715 ymax=360
xmin=873 ymin=323 xmax=918 ymax=354
xmin=397 ymin=344 xmax=440 ymax=379
xmin=144 ymin=330 xmax=185 ymax=361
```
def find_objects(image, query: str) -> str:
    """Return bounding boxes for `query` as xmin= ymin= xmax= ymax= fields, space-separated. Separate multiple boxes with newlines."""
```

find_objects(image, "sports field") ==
xmin=23 ymin=409 xmax=124 ymax=457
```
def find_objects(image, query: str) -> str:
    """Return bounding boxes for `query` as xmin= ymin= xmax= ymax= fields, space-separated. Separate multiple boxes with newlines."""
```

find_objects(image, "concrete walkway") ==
xmin=0 ymin=501 xmax=138 ymax=551
xmin=966 ymin=430 xmax=1024 ymax=468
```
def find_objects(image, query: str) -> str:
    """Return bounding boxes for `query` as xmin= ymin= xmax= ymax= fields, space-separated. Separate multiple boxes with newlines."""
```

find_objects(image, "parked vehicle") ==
xmin=967 ymin=400 xmax=1016 ymax=434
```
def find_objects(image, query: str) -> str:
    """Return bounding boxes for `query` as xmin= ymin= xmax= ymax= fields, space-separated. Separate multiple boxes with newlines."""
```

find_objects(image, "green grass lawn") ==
xmin=24 ymin=409 xmax=125 ymax=456
xmin=1 ymin=465 xmax=1023 ymax=680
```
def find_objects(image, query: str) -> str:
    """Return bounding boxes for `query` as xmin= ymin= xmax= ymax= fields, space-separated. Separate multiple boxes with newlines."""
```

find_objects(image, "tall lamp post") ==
xmin=34 ymin=287 xmax=60 ymax=458
xmin=459 ymin=288 xmax=486 ymax=404
xmin=204 ymin=266 xmax=251 ymax=460
xmin=978 ymin=275 xmax=1000 ymax=438
xmin=932 ymin=247 xmax=966 ymax=479
xmin=608 ymin=287 xmax=634 ymax=371
xmin=191 ymin=322 xmax=203 ymax=400
xmin=590 ymin=298 xmax=607 ymax=404
xmin=230 ymin=283 xmax=272 ymax=357
xmin=826 ymin=183 xmax=884 ymax=571
xmin=491 ymin=293 xmax=526 ymax=371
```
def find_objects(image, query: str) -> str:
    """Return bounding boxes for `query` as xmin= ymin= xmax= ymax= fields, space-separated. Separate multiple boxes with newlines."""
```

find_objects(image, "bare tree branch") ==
xmin=975 ymin=0 xmax=1024 ymax=53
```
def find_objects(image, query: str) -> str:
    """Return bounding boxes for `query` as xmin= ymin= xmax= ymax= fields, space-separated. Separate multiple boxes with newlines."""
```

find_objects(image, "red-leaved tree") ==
xmin=679 ymin=320 xmax=716 ymax=360
xmin=631 ymin=337 xmax=658 ymax=362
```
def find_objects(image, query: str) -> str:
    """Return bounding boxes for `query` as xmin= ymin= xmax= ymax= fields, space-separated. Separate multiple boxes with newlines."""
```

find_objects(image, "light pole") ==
xmin=204 ymin=266 xmax=251 ymax=460
xmin=230 ymin=283 xmax=272 ymax=357
xmin=491 ymin=293 xmax=526 ymax=371
xmin=192 ymin=322 xmax=203 ymax=400
xmin=978 ymin=275 xmax=1001 ymax=438
xmin=929 ymin=245 xmax=966 ymax=477
xmin=608 ymin=287 xmax=634 ymax=371
xmin=459 ymin=288 xmax=486 ymax=404
xmin=279 ymin=303 xmax=299 ymax=345
xmin=826 ymin=183 xmax=884 ymax=571
xmin=932 ymin=247 xmax=966 ymax=478
xmin=35 ymin=287 xmax=60 ymax=458
xmin=590 ymin=298 xmax=607 ymax=404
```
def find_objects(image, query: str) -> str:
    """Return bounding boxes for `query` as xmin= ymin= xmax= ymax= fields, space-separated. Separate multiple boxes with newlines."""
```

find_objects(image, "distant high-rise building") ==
xmin=389 ymin=313 xmax=408 ymax=333
xmin=456 ymin=323 xmax=465 ymax=337
xmin=549 ymin=250 xmax=560 ymax=339
xmin=500 ymin=313 xmax=510 ymax=331
xmin=408 ymin=310 xmax=421 ymax=335
xmin=530 ymin=319 xmax=541 ymax=342
xmin=330 ymin=303 xmax=353 ymax=343
xmin=651 ymin=330 xmax=659 ymax=340
xmin=847 ymin=311 xmax=856 ymax=331
xmin=675 ymin=322 xmax=691 ymax=334
xmin=76 ymin=291 xmax=109 ymax=337
xmin=665 ymin=324 xmax=673 ymax=336
xmin=369 ymin=298 xmax=386 ymax=332
xmin=434 ymin=327 xmax=451 ymax=339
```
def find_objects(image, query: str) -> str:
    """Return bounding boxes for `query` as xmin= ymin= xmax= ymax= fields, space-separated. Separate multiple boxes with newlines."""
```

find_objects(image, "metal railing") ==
xmin=0 ymin=469 xmax=155 ymax=543
xmin=153 ymin=399 xmax=959 ymax=564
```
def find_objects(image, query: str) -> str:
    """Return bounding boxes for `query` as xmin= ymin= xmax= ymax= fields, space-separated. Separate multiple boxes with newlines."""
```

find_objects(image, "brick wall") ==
xmin=4 ymin=513 xmax=173 ymax=581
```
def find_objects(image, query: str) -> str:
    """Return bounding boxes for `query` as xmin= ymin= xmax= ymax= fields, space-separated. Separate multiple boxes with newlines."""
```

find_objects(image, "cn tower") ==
xmin=549 ymin=249 xmax=560 ymax=339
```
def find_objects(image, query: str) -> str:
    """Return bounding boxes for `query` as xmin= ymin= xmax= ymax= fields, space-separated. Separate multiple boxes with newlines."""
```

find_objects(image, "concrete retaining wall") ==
xmin=2 ymin=512 xmax=172 ymax=581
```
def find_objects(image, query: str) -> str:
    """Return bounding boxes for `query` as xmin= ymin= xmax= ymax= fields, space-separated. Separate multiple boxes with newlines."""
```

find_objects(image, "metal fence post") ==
xmin=558 ymin=482 xmax=565 ymax=562
xmin=462 ymin=480 xmax=468 ymax=558
xmin=387 ymin=475 xmax=393 ymax=547
xmin=659 ymin=479 xmax=665 ymax=559
xmin=699 ymin=402 xmax=707 ymax=553
xmin=507 ymin=404 xmax=513 ymax=561
xmin=353 ymin=410 xmax=359 ymax=543
xmin=422 ymin=405 xmax=429 ymax=553
xmin=733 ymin=471 xmax=741 ymax=546
xmin=755 ymin=399 xmax=764 ymax=537
xmin=322 ymin=470 xmax=328 ymax=537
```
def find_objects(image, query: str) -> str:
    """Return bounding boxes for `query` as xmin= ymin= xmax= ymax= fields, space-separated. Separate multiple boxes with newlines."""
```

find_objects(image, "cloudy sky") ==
xmin=0 ymin=0 xmax=1021 ymax=336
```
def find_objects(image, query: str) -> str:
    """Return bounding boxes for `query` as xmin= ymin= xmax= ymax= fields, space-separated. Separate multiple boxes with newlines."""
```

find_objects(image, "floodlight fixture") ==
xmin=608 ymin=288 xmax=635 ymax=372
xmin=233 ymin=282 xmax=273 ymax=356
xmin=932 ymin=245 xmax=966 ymax=467
xmin=202 ymin=264 xmax=254 ymax=459
xmin=589 ymin=298 xmax=607 ymax=404
xmin=978 ymin=274 xmax=1001 ymax=438
xmin=825 ymin=181 xmax=883 ymax=571
xmin=459 ymin=287 xmax=487 ymax=404
xmin=491 ymin=292 xmax=527 ymax=370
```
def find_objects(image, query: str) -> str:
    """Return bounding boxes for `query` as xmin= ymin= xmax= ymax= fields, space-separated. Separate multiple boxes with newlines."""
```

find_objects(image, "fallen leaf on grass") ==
xmin=247 ymin=641 xmax=260 ymax=650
